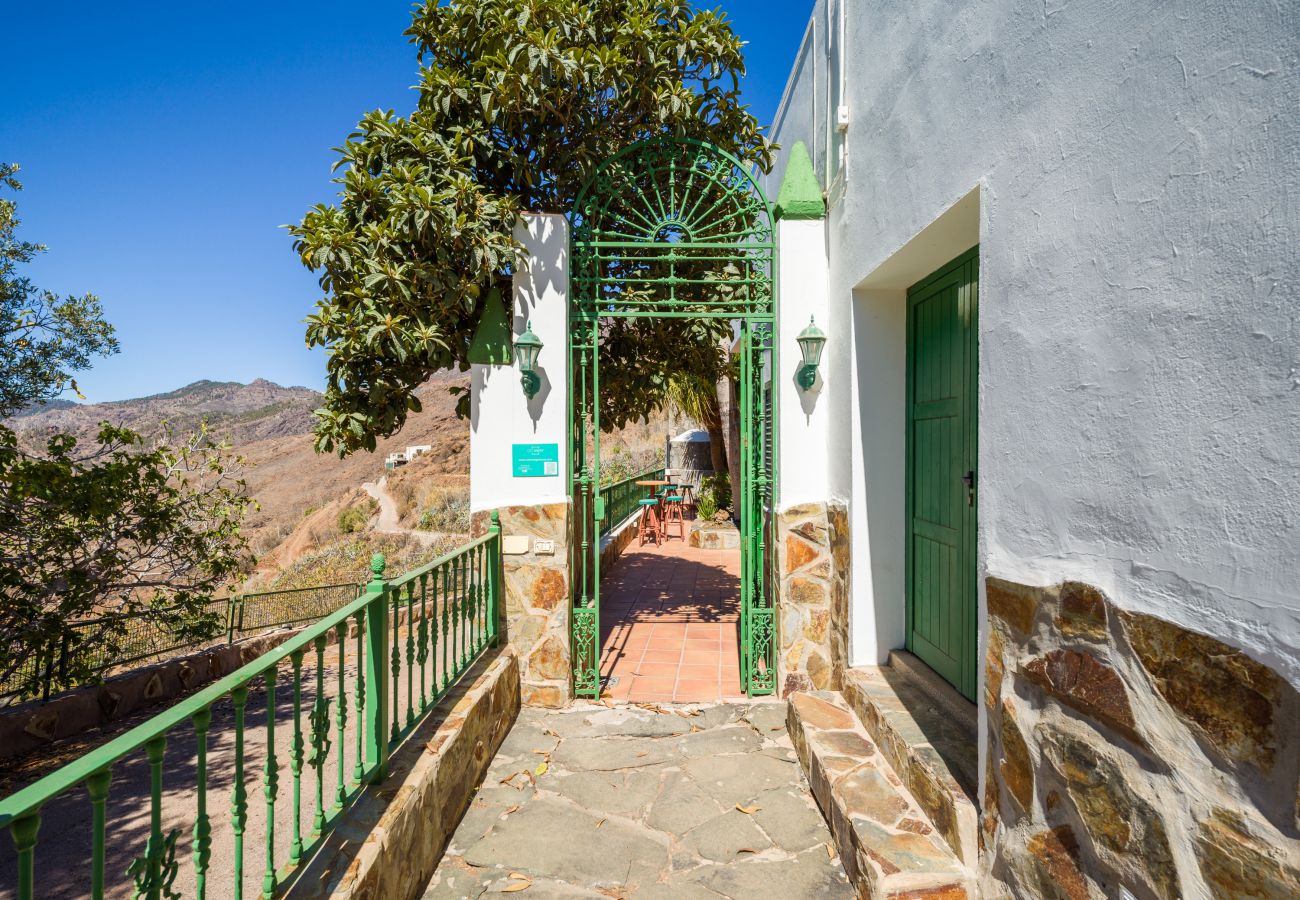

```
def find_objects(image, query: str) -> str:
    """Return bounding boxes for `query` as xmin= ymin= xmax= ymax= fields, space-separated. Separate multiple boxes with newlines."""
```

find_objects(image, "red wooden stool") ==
xmin=638 ymin=499 xmax=662 ymax=546
xmin=661 ymin=493 xmax=685 ymax=540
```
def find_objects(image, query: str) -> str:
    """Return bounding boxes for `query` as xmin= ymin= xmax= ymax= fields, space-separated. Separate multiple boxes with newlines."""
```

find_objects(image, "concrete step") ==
xmin=787 ymin=691 xmax=973 ymax=899
xmin=842 ymin=654 xmax=979 ymax=870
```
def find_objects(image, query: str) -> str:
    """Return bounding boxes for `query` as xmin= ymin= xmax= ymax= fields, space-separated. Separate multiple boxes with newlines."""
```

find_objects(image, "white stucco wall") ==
xmin=470 ymin=214 xmax=570 ymax=512
xmin=768 ymin=0 xmax=1300 ymax=685
xmin=777 ymin=216 xmax=831 ymax=509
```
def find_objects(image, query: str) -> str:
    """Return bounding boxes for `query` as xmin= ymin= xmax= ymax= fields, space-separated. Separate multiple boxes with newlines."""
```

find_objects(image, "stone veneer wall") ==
xmin=496 ymin=504 xmax=571 ymax=708
xmin=777 ymin=501 xmax=850 ymax=695
xmin=982 ymin=576 xmax=1300 ymax=898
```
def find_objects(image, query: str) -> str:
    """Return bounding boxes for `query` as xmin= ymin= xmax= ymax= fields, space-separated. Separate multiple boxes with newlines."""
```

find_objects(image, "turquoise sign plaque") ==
xmin=512 ymin=443 xmax=560 ymax=478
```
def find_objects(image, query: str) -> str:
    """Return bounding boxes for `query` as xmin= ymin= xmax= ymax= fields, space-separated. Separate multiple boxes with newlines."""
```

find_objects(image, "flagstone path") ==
xmin=423 ymin=700 xmax=853 ymax=899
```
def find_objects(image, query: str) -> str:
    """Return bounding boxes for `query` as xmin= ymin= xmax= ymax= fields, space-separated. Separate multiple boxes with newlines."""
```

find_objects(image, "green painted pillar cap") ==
xmin=774 ymin=141 xmax=825 ymax=221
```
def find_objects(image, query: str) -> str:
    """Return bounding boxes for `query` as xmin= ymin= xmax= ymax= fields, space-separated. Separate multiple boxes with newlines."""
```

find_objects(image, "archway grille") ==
xmin=568 ymin=137 xmax=777 ymax=699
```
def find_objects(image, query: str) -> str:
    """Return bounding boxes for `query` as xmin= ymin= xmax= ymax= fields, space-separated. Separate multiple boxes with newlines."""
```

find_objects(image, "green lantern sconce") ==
xmin=514 ymin=321 xmax=544 ymax=399
xmin=796 ymin=316 xmax=827 ymax=390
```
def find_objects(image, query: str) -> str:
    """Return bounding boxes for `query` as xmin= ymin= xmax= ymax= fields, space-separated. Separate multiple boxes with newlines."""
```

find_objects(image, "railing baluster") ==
xmin=86 ymin=769 xmax=110 ymax=900
xmin=417 ymin=574 xmax=428 ymax=712
xmin=461 ymin=551 xmax=471 ymax=669
xmin=362 ymin=559 xmax=390 ymax=782
xmin=390 ymin=587 xmax=401 ymax=744
xmin=262 ymin=665 xmax=279 ymax=898
xmin=288 ymin=651 xmax=304 ymax=868
xmin=405 ymin=583 xmax=415 ymax=726
xmin=473 ymin=541 xmax=483 ymax=652
xmin=352 ymin=610 xmax=365 ymax=784
xmin=333 ymin=622 xmax=347 ymax=812
xmin=478 ymin=543 xmax=486 ymax=652
xmin=232 ymin=686 xmax=249 ymax=900
xmin=453 ymin=554 xmax=463 ymax=674
xmin=192 ymin=707 xmax=212 ymax=899
xmin=489 ymin=512 xmax=501 ymax=645
xmin=471 ymin=545 xmax=480 ymax=655
xmin=441 ymin=563 xmax=450 ymax=691
xmin=430 ymin=571 xmax=440 ymax=697
xmin=10 ymin=811 xmax=40 ymax=900
xmin=310 ymin=635 xmax=328 ymax=837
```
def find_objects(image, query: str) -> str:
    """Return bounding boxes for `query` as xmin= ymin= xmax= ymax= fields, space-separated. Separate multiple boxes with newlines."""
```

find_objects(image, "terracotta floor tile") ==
xmin=627 ymin=678 xmax=677 ymax=701
xmin=601 ymin=679 xmax=633 ymax=700
xmin=632 ymin=661 xmax=679 ymax=678
xmin=597 ymin=541 xmax=743 ymax=703
xmin=651 ymin=622 xmax=689 ymax=636
xmin=685 ymin=635 xmax=721 ymax=648
xmin=673 ymin=680 xmax=720 ymax=701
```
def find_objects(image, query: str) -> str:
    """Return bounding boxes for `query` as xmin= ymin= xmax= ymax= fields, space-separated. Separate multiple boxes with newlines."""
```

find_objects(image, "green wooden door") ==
xmin=906 ymin=248 xmax=978 ymax=700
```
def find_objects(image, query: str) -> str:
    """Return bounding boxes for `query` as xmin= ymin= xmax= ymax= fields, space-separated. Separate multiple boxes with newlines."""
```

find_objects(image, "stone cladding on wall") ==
xmin=777 ymin=501 xmax=850 ymax=696
xmin=982 ymin=576 xmax=1300 ymax=898
xmin=495 ymin=504 xmax=571 ymax=708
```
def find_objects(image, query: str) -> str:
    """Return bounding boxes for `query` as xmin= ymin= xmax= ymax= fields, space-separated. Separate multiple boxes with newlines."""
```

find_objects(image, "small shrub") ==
xmin=336 ymin=501 xmax=374 ymax=534
xmin=417 ymin=486 xmax=472 ymax=534
xmin=703 ymin=473 xmax=732 ymax=511
xmin=696 ymin=493 xmax=718 ymax=521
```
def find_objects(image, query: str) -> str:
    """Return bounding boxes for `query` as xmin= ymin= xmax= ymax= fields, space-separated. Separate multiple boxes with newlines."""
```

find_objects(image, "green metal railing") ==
xmin=598 ymin=467 xmax=664 ymax=537
xmin=1 ymin=583 xmax=364 ymax=707
xmin=0 ymin=516 xmax=502 ymax=899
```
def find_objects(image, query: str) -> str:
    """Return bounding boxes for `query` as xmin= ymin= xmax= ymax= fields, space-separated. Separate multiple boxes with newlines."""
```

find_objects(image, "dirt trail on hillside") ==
xmin=364 ymin=478 xmax=442 ymax=547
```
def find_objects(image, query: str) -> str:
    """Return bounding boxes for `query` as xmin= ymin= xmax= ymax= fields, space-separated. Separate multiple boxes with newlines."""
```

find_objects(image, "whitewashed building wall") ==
xmin=767 ymin=1 xmax=1299 ymax=895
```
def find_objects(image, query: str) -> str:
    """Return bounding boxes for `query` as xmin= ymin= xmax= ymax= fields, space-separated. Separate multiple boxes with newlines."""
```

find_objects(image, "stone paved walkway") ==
xmin=424 ymin=701 xmax=852 ymax=899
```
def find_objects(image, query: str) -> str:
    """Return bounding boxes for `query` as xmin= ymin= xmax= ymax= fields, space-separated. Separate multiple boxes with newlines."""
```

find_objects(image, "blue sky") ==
xmin=3 ymin=1 xmax=810 ymax=403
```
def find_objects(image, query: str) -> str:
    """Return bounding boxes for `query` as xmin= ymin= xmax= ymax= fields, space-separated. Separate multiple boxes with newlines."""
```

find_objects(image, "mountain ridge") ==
xmin=7 ymin=378 xmax=325 ymax=445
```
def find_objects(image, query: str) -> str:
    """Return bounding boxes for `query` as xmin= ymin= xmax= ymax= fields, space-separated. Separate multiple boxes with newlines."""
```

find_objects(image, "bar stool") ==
xmin=638 ymin=498 xmax=662 ymax=546
xmin=661 ymin=493 xmax=685 ymax=540
xmin=679 ymin=484 xmax=695 ymax=515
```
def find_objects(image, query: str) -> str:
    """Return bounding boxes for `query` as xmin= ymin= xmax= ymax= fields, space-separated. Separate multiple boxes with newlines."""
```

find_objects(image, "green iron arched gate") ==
xmin=567 ymin=137 xmax=778 ymax=699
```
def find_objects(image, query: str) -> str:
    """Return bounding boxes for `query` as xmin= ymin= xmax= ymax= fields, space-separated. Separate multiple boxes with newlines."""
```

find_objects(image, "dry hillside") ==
xmin=11 ymin=371 xmax=684 ymax=588
xmin=9 ymin=373 xmax=473 ymax=558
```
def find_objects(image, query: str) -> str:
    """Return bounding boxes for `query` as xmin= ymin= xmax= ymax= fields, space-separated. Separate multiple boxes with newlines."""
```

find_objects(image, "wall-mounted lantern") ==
xmin=514 ymin=321 xmax=544 ymax=399
xmin=796 ymin=316 xmax=826 ymax=390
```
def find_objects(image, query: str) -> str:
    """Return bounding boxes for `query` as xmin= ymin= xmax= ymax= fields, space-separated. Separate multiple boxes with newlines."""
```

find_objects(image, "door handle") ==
xmin=962 ymin=470 xmax=975 ymax=507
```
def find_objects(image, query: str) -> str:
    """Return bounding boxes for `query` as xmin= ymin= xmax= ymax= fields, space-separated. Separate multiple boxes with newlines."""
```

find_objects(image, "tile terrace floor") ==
xmin=598 ymin=537 xmax=745 ymax=703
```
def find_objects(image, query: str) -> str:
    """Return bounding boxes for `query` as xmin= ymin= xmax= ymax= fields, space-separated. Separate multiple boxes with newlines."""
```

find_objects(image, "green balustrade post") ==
xmin=261 ymin=664 xmax=279 ymax=899
xmin=192 ymin=707 xmax=212 ymax=899
xmin=86 ymin=768 xmax=110 ymax=900
xmin=489 ymin=512 xmax=502 ymax=645
xmin=231 ymin=686 xmax=249 ymax=900
xmin=10 ymin=811 xmax=40 ymax=900
xmin=144 ymin=735 xmax=166 ymax=899
xmin=287 ymin=649 xmax=304 ymax=869
xmin=363 ymin=554 xmax=389 ymax=783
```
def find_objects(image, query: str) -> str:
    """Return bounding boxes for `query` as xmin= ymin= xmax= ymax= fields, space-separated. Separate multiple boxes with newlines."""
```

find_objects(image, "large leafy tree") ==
xmin=0 ymin=165 xmax=253 ymax=696
xmin=291 ymin=0 xmax=772 ymax=455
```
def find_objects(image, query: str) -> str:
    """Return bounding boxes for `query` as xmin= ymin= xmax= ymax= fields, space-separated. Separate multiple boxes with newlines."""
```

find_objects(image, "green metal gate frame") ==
xmin=567 ymin=137 xmax=778 ymax=699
